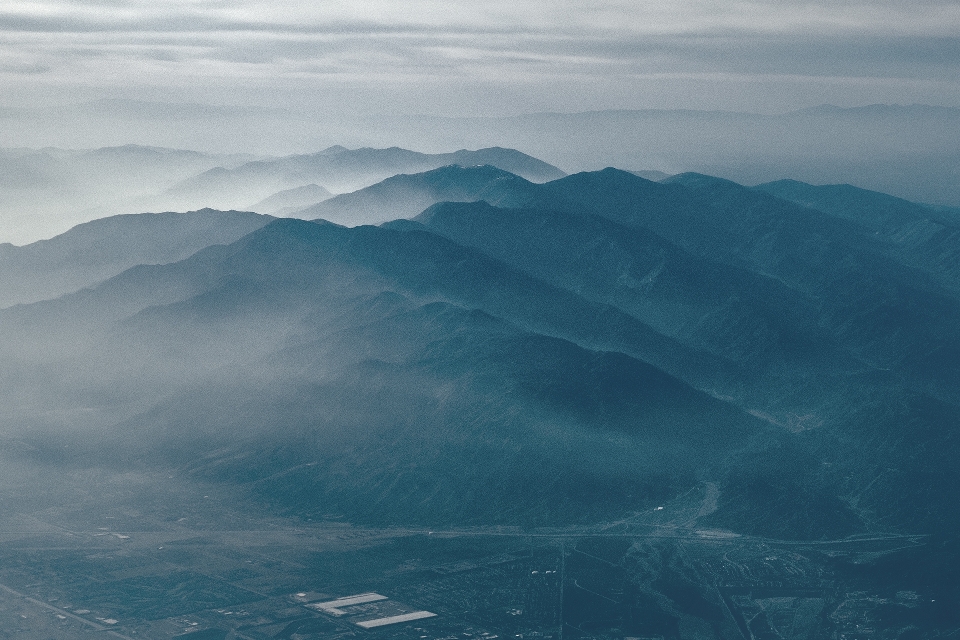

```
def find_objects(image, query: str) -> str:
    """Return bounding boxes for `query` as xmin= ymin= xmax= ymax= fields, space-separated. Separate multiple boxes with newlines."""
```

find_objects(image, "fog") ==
xmin=2 ymin=102 xmax=960 ymax=244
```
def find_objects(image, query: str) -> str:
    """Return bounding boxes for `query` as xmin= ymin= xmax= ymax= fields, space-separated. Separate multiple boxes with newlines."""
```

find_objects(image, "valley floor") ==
xmin=0 ymin=460 xmax=939 ymax=640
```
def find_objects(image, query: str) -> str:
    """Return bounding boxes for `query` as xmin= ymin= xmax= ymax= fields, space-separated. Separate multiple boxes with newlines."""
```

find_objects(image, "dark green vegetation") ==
xmin=2 ymin=163 xmax=960 ymax=637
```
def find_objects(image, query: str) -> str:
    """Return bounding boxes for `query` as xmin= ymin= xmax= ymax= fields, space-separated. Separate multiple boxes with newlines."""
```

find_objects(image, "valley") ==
xmin=0 ymin=464 xmax=937 ymax=640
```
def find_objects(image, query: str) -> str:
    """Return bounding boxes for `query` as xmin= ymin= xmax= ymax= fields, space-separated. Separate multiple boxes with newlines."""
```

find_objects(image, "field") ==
xmin=0 ymin=459 xmax=935 ymax=640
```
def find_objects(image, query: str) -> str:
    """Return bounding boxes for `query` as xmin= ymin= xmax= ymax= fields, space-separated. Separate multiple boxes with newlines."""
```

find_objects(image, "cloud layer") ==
xmin=1 ymin=1 xmax=959 ymax=115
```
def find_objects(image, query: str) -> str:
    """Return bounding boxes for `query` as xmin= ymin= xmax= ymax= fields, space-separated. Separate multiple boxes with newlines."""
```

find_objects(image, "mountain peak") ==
xmin=296 ymin=163 xmax=539 ymax=226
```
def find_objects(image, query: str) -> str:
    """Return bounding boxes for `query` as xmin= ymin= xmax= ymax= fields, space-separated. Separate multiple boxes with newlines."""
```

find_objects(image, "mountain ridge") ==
xmin=3 ymin=166 xmax=960 ymax=542
xmin=0 ymin=208 xmax=272 ymax=308
xmin=165 ymin=145 xmax=566 ymax=212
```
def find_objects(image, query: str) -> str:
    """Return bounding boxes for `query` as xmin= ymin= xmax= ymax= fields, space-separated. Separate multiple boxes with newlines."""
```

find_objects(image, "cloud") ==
xmin=0 ymin=0 xmax=957 ymax=114
xmin=2 ymin=0 xmax=959 ymax=35
xmin=0 ymin=59 xmax=50 ymax=74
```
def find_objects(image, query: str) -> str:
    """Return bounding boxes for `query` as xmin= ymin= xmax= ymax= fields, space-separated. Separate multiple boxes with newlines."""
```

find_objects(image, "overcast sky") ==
xmin=1 ymin=0 xmax=959 ymax=116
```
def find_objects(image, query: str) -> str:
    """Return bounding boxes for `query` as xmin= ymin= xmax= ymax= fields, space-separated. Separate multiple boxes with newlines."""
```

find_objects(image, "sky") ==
xmin=1 ymin=0 xmax=959 ymax=117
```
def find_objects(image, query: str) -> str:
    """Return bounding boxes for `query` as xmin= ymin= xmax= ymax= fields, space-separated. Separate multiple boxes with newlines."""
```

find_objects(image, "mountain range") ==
xmin=0 ymin=208 xmax=271 ymax=308
xmin=0 ymin=144 xmax=565 ymax=245
xmin=297 ymin=164 xmax=541 ymax=226
xmin=163 ymin=146 xmax=566 ymax=213
xmin=3 ymin=163 xmax=960 ymax=547
xmin=380 ymin=105 xmax=960 ymax=206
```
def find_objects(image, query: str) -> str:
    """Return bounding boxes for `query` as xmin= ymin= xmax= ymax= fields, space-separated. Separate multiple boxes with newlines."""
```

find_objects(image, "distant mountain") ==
xmin=247 ymin=183 xmax=333 ymax=215
xmin=413 ymin=199 xmax=839 ymax=379
xmin=0 ymin=209 xmax=271 ymax=308
xmin=373 ymin=105 xmax=960 ymax=206
xmin=165 ymin=146 xmax=565 ymax=212
xmin=547 ymin=170 xmax=960 ymax=397
xmin=753 ymin=178 xmax=956 ymax=232
xmin=6 ymin=99 xmax=960 ymax=206
xmin=629 ymin=170 xmax=672 ymax=181
xmin=403 ymin=176 xmax=960 ymax=534
xmin=298 ymin=164 xmax=540 ymax=226
xmin=929 ymin=203 xmax=960 ymax=220
xmin=442 ymin=147 xmax=567 ymax=182
xmin=0 ymin=145 xmax=258 ymax=245
xmin=0 ymin=147 xmax=66 ymax=191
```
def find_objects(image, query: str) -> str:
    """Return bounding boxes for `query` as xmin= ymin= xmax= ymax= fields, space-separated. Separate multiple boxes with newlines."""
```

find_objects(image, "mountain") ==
xmin=412 ymin=199 xmax=840 ymax=384
xmin=531 ymin=170 xmax=960 ymax=397
xmin=0 ymin=209 xmax=272 ymax=308
xmin=753 ymin=178 xmax=958 ymax=233
xmin=378 ymin=105 xmax=960 ymax=206
xmin=298 ymin=164 xmax=540 ymax=226
xmin=0 ymin=217 xmax=767 ymax=528
xmin=3 ymin=163 xmax=960 ymax=638
xmin=4 ymin=166 xmax=960 ymax=541
xmin=629 ymin=170 xmax=672 ymax=181
xmin=753 ymin=179 xmax=960 ymax=293
xmin=401 ymin=168 xmax=960 ymax=536
xmin=165 ymin=146 xmax=566 ymax=212
xmin=0 ymin=145 xmax=258 ymax=245
xmin=247 ymin=183 xmax=334 ymax=215
xmin=6 ymin=100 xmax=960 ymax=206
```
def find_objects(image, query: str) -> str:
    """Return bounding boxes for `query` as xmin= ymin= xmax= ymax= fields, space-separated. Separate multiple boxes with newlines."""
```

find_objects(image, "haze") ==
xmin=2 ymin=0 xmax=959 ymax=244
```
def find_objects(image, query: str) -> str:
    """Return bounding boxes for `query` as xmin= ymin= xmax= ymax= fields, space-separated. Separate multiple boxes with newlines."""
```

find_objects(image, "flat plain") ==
xmin=0 ymin=459 xmax=933 ymax=640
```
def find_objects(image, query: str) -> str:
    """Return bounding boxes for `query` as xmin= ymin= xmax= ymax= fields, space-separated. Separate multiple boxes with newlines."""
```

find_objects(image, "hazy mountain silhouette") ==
xmin=247 ymin=183 xmax=334 ymax=215
xmin=629 ymin=170 xmax=672 ymax=181
xmin=166 ymin=146 xmax=565 ymax=212
xmin=7 ymin=100 xmax=960 ymax=205
xmin=753 ymin=178 xmax=956 ymax=231
xmin=0 ymin=209 xmax=271 ymax=308
xmin=298 ymin=164 xmax=540 ymax=226
xmin=0 ymin=145 xmax=257 ymax=244
xmin=378 ymin=105 xmax=960 ymax=206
